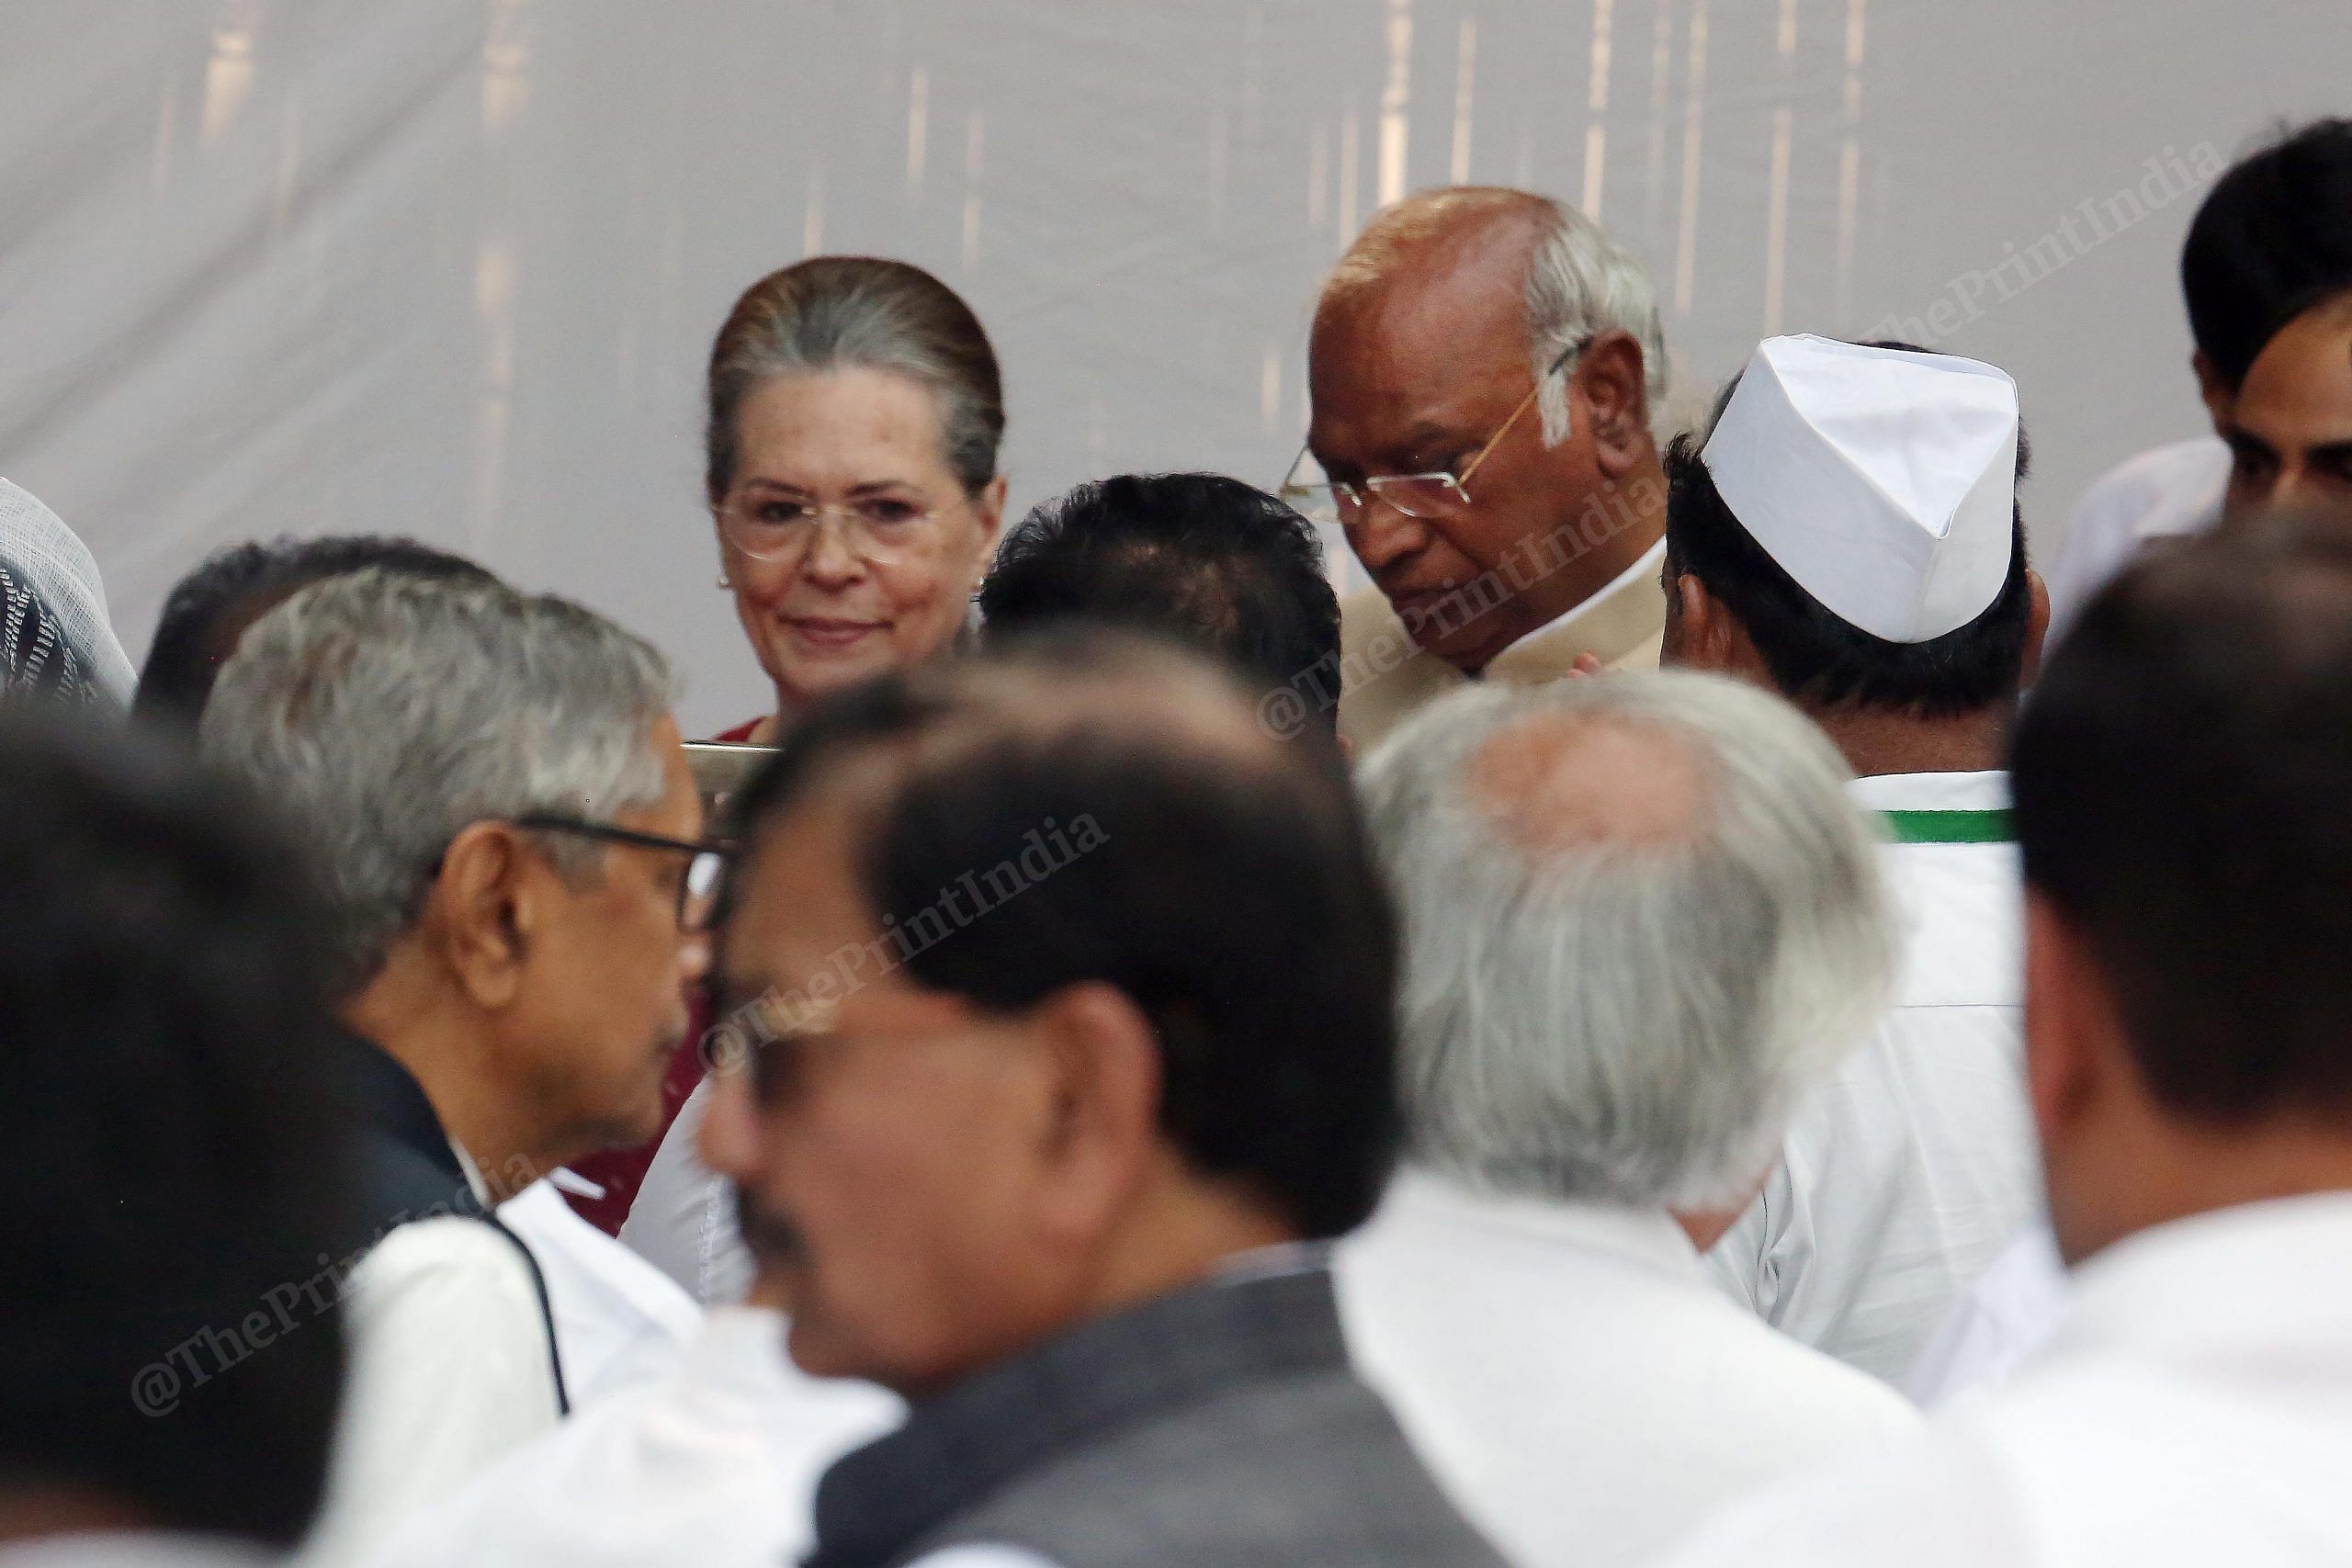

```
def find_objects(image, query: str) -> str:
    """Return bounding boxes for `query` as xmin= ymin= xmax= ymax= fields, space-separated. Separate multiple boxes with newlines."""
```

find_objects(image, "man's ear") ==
xmin=2019 ymin=567 xmax=2052 ymax=685
xmin=430 ymin=819 xmax=543 ymax=1010
xmin=1573 ymin=329 xmax=1652 ymax=479
xmin=1666 ymin=571 xmax=1746 ymax=676
xmin=2023 ymin=891 xmax=2114 ymax=1161
xmin=2193 ymin=350 xmax=2235 ymax=434
xmin=1027 ymin=982 xmax=1163 ymax=1245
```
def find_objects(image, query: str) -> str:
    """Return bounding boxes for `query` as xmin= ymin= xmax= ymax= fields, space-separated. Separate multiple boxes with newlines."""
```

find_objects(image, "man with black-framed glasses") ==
xmin=200 ymin=567 xmax=717 ymax=1566
xmin=1292 ymin=186 xmax=1673 ymax=752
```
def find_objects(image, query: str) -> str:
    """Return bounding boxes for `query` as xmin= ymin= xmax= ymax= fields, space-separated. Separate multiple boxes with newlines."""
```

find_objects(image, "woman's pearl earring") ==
xmin=716 ymin=571 xmax=733 ymax=590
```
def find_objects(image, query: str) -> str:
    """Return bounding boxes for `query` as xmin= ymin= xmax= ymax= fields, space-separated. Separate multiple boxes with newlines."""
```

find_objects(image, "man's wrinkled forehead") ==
xmin=1316 ymin=216 xmax=1535 ymax=367
xmin=1309 ymin=223 xmax=1539 ymax=449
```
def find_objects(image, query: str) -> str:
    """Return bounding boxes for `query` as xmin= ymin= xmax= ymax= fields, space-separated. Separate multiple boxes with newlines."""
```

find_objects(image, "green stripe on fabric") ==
xmin=1881 ymin=808 xmax=2015 ymax=845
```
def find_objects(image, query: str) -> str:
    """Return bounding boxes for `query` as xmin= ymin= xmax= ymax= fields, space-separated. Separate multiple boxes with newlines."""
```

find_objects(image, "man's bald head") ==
xmin=1317 ymin=187 xmax=1668 ymax=427
xmin=1358 ymin=671 xmax=1891 ymax=1210
xmin=1464 ymin=706 xmax=1710 ymax=858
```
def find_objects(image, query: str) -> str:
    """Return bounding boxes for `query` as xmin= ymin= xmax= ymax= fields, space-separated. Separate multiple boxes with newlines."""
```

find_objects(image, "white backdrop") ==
xmin=3 ymin=2 xmax=2345 ymax=730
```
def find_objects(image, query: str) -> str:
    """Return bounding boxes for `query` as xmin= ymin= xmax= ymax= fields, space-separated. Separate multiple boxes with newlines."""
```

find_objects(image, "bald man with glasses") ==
xmin=1286 ymin=186 xmax=1672 ymax=750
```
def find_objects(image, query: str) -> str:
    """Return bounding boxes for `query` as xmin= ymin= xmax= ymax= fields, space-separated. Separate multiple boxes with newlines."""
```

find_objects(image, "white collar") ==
xmin=1843 ymin=769 xmax=2012 ymax=813
xmin=1382 ymin=1166 xmax=1704 ymax=1282
xmin=1212 ymin=1239 xmax=1333 ymax=1287
xmin=1499 ymin=537 xmax=1668 ymax=658
xmin=450 ymin=1141 xmax=492 ymax=1206
xmin=2046 ymin=1190 xmax=2352 ymax=1366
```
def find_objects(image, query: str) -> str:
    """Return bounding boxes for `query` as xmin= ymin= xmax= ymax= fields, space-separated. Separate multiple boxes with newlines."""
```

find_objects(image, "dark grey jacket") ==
xmin=803 ymin=1264 xmax=1508 ymax=1568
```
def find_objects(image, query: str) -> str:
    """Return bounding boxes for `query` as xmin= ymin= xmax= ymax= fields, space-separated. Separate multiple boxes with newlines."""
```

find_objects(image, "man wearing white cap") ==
xmin=1657 ymin=511 xmax=2352 ymax=1568
xmin=1662 ymin=334 xmax=2050 ymax=1384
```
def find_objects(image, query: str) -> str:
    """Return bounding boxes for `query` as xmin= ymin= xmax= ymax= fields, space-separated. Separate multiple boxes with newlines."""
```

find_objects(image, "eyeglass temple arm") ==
xmin=1456 ymin=339 xmax=1587 ymax=490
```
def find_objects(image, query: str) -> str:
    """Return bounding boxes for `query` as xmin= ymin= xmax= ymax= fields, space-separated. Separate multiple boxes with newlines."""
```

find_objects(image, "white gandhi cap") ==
xmin=1699 ymin=334 xmax=2019 ymax=644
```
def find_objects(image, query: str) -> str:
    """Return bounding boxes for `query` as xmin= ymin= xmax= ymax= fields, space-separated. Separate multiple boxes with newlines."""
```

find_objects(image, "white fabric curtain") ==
xmin=2 ymin=1 xmax=2342 ymax=730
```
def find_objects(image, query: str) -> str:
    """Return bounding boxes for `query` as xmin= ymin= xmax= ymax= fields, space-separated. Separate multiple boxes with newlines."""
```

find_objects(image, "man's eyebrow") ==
xmin=2306 ymin=439 xmax=2352 ymax=466
xmin=2224 ymin=428 xmax=2280 ymax=461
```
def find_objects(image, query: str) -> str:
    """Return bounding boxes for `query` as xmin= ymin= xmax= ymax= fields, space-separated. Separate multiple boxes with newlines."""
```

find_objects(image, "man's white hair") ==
xmin=1357 ymin=671 xmax=1892 ymax=1211
xmin=200 ymin=567 xmax=674 ymax=997
xmin=1323 ymin=186 xmax=1668 ymax=445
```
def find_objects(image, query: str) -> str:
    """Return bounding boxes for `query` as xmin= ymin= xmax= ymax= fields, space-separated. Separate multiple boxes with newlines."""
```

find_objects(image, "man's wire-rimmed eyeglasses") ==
xmin=1279 ymin=337 xmax=1589 ymax=525
xmin=513 ymin=813 xmax=733 ymax=933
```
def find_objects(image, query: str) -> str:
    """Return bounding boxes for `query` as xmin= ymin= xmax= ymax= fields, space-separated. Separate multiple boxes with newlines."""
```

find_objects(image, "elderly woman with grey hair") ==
xmin=564 ymin=257 xmax=1012 ymax=1238
xmin=703 ymin=255 xmax=1008 ymax=743
xmin=1333 ymin=671 xmax=1921 ymax=1568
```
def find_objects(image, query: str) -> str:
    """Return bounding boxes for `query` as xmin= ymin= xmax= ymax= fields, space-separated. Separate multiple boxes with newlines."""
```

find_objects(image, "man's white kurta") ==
xmin=1705 ymin=771 xmax=2039 ymax=1384
xmin=1336 ymin=1170 xmax=1920 ymax=1568
xmin=1658 ymin=1193 xmax=2352 ymax=1568
xmin=364 ymin=1306 xmax=900 ymax=1568
xmin=497 ymin=1179 xmax=702 ymax=1406
xmin=300 ymin=1217 xmax=561 ymax=1568
xmin=1906 ymin=1223 xmax=2069 ymax=1408
xmin=620 ymin=1077 xmax=752 ymax=1306
xmin=2041 ymin=435 xmax=2228 ymax=649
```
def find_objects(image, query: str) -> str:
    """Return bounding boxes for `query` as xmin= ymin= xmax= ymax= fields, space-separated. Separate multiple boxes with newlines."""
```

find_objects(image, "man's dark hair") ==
xmin=135 ymin=535 xmax=497 ymax=724
xmin=0 ymin=715 xmax=357 ymax=1546
xmin=2015 ymin=506 xmax=2352 ymax=1124
xmin=977 ymin=473 xmax=1340 ymax=732
xmin=1663 ymin=341 xmax=2034 ymax=716
xmin=2182 ymin=118 xmax=2352 ymax=391
xmin=723 ymin=629 xmax=1397 ymax=1237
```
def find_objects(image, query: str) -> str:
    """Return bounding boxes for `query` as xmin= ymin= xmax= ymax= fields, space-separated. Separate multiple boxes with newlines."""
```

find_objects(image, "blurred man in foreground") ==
xmin=1660 ymin=512 xmax=2352 ymax=1564
xmin=0 ymin=716 xmax=355 ymax=1564
xmin=697 ymin=632 xmax=1503 ymax=1566
xmin=624 ymin=469 xmax=1352 ymax=1309
xmin=1340 ymin=671 xmax=1919 ymax=1566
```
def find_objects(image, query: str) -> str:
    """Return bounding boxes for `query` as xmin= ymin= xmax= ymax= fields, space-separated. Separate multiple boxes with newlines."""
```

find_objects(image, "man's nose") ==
xmin=1345 ymin=498 xmax=1430 ymax=576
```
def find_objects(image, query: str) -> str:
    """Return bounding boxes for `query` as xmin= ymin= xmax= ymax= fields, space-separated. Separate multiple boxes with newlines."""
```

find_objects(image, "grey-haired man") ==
xmin=202 ymin=568 xmax=713 ymax=1565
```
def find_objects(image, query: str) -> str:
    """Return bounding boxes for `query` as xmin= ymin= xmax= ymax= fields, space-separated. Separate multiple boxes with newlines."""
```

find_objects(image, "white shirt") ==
xmin=1705 ymin=771 xmax=2039 ymax=1384
xmin=1335 ymin=1169 xmax=1918 ymax=1568
xmin=365 ymin=1306 xmax=901 ymax=1568
xmin=619 ymin=1078 xmax=752 ymax=1306
xmin=2041 ymin=435 xmax=2229 ymax=649
xmin=1658 ymin=1192 xmax=2352 ymax=1568
xmin=1906 ymin=1223 xmax=2070 ymax=1409
xmin=496 ymin=1179 xmax=702 ymax=1406
xmin=299 ymin=1154 xmax=560 ymax=1568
